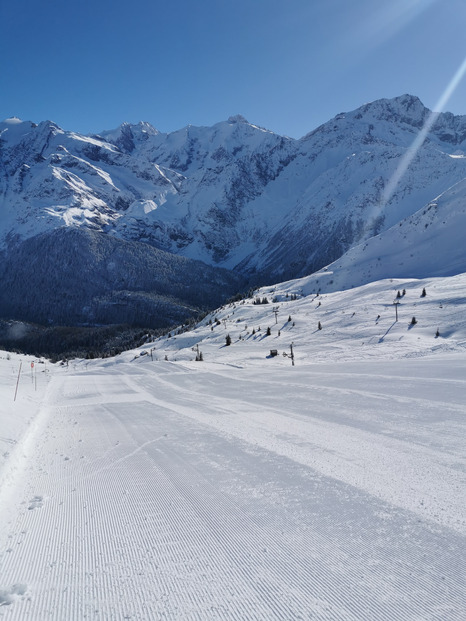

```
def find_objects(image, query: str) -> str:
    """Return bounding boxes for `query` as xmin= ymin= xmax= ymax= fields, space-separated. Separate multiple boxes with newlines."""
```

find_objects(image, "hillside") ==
xmin=0 ymin=227 xmax=244 ymax=329
xmin=134 ymin=271 xmax=466 ymax=365
xmin=0 ymin=271 xmax=464 ymax=618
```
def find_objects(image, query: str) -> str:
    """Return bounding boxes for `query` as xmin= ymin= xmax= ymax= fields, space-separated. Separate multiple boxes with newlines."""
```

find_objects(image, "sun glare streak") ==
xmin=381 ymin=54 xmax=466 ymax=209
xmin=352 ymin=0 xmax=439 ymax=51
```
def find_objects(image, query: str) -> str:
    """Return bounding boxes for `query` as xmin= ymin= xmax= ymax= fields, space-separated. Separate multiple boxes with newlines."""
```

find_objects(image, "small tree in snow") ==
xmin=225 ymin=334 xmax=232 ymax=346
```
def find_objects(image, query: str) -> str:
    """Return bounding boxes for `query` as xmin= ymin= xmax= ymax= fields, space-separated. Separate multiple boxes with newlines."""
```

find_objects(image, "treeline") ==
xmin=0 ymin=320 xmax=162 ymax=362
xmin=0 ymin=227 xmax=245 ymax=329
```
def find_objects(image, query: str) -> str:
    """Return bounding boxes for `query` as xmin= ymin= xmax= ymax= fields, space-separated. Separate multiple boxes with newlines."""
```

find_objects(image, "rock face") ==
xmin=1 ymin=94 xmax=466 ymax=326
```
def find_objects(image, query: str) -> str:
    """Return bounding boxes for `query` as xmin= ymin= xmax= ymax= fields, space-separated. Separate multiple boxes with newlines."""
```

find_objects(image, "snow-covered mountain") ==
xmin=300 ymin=174 xmax=466 ymax=294
xmin=2 ymin=94 xmax=466 ymax=329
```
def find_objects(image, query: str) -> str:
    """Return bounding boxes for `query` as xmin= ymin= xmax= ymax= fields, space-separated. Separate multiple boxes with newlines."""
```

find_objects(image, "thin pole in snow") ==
xmin=14 ymin=362 xmax=22 ymax=401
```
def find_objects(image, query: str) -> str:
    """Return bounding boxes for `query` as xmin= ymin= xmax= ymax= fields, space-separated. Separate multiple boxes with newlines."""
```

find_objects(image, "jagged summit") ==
xmin=98 ymin=121 xmax=159 ymax=153
xmin=301 ymin=94 xmax=466 ymax=153
xmin=227 ymin=114 xmax=249 ymax=124
xmin=0 ymin=117 xmax=38 ymax=145
xmin=358 ymin=94 xmax=428 ymax=120
xmin=347 ymin=94 xmax=444 ymax=137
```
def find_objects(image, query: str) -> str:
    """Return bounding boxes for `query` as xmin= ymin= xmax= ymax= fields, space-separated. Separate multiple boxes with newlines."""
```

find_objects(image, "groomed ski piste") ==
xmin=0 ymin=272 xmax=465 ymax=620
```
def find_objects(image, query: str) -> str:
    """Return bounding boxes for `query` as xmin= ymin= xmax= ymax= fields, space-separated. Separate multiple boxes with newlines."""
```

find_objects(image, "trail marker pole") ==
xmin=14 ymin=362 xmax=22 ymax=402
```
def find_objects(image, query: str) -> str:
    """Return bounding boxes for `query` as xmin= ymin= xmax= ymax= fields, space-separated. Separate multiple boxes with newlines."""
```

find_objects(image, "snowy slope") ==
xmin=142 ymin=271 xmax=466 ymax=365
xmin=297 ymin=175 xmax=466 ymax=293
xmin=0 ymin=272 xmax=465 ymax=619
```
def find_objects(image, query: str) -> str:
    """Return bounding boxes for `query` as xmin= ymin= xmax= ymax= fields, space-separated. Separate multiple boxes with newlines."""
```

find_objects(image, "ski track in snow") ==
xmin=124 ymin=367 xmax=466 ymax=534
xmin=0 ymin=362 xmax=465 ymax=619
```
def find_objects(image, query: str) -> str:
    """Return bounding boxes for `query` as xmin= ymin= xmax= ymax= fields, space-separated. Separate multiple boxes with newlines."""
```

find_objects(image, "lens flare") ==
xmin=331 ymin=53 xmax=466 ymax=289
xmin=350 ymin=0 xmax=439 ymax=53
xmin=381 ymin=55 xmax=466 ymax=209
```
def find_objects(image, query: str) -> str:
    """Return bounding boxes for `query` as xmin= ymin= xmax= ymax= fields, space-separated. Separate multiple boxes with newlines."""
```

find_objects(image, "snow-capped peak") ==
xmin=0 ymin=117 xmax=38 ymax=145
xmin=227 ymin=114 xmax=249 ymax=124
xmin=99 ymin=121 xmax=159 ymax=153
xmin=354 ymin=94 xmax=429 ymax=127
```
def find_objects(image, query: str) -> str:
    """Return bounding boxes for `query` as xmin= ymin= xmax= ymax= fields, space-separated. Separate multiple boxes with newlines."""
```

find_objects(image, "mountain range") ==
xmin=1 ymin=94 xmax=466 ymax=338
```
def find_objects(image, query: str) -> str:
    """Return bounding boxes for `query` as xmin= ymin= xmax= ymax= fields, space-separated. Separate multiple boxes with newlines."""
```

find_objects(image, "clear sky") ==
xmin=1 ymin=0 xmax=466 ymax=138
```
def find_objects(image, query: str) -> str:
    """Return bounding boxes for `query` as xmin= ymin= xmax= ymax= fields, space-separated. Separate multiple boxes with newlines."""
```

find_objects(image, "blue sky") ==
xmin=1 ymin=0 xmax=466 ymax=138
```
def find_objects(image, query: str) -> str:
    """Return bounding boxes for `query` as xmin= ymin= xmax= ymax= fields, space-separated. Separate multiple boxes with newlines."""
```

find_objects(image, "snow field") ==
xmin=147 ymin=272 xmax=466 ymax=366
xmin=0 ymin=355 xmax=50 ymax=500
xmin=0 ymin=273 xmax=465 ymax=619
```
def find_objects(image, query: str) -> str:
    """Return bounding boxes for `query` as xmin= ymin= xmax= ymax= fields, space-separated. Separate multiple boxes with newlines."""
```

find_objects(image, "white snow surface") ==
xmin=0 ymin=273 xmax=465 ymax=619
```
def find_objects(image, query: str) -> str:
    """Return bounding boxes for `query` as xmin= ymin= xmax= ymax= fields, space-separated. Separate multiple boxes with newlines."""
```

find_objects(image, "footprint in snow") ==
xmin=0 ymin=583 xmax=28 ymax=606
xmin=28 ymin=496 xmax=43 ymax=510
